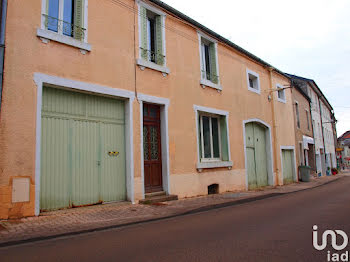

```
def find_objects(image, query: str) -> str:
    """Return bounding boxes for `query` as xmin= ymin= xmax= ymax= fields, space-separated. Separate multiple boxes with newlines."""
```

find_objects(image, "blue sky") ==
xmin=162 ymin=0 xmax=350 ymax=136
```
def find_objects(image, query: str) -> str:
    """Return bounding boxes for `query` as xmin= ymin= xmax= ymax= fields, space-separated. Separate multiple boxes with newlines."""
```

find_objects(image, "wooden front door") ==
xmin=143 ymin=104 xmax=163 ymax=193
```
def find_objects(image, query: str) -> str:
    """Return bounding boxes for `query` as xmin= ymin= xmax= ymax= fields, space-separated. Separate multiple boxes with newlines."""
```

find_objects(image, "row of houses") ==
xmin=0 ymin=0 xmax=337 ymax=219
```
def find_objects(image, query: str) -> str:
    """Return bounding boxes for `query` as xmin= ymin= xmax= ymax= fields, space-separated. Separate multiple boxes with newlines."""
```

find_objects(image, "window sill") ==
xmin=200 ymin=79 xmax=222 ymax=91
xmin=37 ymin=28 xmax=92 ymax=53
xmin=248 ymin=87 xmax=261 ymax=94
xmin=277 ymin=98 xmax=286 ymax=104
xmin=136 ymin=59 xmax=170 ymax=75
xmin=197 ymin=161 xmax=233 ymax=172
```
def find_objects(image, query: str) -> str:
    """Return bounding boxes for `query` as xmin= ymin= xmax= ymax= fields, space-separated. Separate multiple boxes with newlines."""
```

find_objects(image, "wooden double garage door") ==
xmin=40 ymin=87 xmax=126 ymax=212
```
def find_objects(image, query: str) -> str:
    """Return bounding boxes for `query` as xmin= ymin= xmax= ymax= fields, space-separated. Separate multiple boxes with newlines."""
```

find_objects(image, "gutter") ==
xmin=148 ymin=0 xmax=288 ymax=79
xmin=0 ymin=0 xmax=7 ymax=113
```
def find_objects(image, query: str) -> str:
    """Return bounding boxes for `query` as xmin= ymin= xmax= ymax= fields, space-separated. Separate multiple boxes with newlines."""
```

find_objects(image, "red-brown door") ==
xmin=143 ymin=104 xmax=163 ymax=193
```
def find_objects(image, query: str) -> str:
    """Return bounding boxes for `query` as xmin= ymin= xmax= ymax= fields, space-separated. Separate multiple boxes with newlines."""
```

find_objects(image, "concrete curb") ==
xmin=0 ymin=176 xmax=343 ymax=248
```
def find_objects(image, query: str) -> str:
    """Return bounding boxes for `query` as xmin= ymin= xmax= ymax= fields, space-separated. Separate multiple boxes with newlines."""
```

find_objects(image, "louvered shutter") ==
xmin=140 ymin=6 xmax=148 ymax=60
xmin=220 ymin=116 xmax=229 ymax=161
xmin=209 ymin=43 xmax=218 ymax=84
xmin=155 ymin=16 xmax=164 ymax=65
xmin=74 ymin=0 xmax=83 ymax=41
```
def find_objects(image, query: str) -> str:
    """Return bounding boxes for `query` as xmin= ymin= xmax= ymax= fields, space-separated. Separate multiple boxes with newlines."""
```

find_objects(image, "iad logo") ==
xmin=313 ymin=225 xmax=349 ymax=261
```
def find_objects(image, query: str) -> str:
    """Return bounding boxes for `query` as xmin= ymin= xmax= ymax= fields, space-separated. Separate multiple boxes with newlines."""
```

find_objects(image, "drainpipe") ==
xmin=0 ymin=0 xmax=8 ymax=113
xmin=268 ymin=67 xmax=279 ymax=185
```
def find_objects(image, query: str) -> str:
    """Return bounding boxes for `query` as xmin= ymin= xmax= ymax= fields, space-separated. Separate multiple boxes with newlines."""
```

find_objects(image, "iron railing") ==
xmin=140 ymin=48 xmax=165 ymax=64
xmin=201 ymin=70 xmax=219 ymax=83
xmin=43 ymin=14 xmax=86 ymax=40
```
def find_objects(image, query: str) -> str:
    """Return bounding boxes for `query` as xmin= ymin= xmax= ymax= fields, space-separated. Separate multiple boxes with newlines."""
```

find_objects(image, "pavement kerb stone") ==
xmin=0 ymin=173 xmax=348 ymax=248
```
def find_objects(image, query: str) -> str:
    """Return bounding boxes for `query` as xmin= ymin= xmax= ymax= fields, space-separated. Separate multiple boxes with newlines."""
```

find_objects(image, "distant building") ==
xmin=338 ymin=131 xmax=350 ymax=169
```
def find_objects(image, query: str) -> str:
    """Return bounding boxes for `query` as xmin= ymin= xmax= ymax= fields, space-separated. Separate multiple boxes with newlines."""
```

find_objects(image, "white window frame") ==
xmin=199 ymin=113 xmax=222 ymax=162
xmin=246 ymin=69 xmax=260 ymax=94
xmin=198 ymin=31 xmax=222 ymax=91
xmin=37 ymin=0 xmax=91 ymax=53
xmin=194 ymin=105 xmax=232 ymax=170
xmin=276 ymin=83 xmax=286 ymax=103
xmin=136 ymin=0 xmax=169 ymax=75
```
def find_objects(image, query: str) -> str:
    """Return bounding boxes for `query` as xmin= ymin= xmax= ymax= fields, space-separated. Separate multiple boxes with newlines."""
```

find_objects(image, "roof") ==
xmin=284 ymin=73 xmax=334 ymax=112
xmin=148 ymin=0 xmax=288 ymax=79
xmin=284 ymin=74 xmax=311 ymax=102
xmin=339 ymin=131 xmax=350 ymax=140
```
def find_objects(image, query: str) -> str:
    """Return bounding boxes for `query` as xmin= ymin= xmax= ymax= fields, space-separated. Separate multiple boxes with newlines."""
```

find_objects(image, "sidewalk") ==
xmin=0 ymin=172 xmax=349 ymax=247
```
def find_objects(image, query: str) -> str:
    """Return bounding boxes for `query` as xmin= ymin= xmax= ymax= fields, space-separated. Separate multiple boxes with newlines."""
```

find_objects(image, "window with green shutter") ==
xmin=200 ymin=36 xmax=219 ymax=84
xmin=198 ymin=113 xmax=229 ymax=162
xmin=139 ymin=6 xmax=165 ymax=66
xmin=44 ymin=0 xmax=86 ymax=41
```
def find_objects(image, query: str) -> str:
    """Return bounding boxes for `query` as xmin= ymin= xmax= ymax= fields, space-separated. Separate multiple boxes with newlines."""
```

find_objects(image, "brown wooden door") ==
xmin=143 ymin=104 xmax=163 ymax=193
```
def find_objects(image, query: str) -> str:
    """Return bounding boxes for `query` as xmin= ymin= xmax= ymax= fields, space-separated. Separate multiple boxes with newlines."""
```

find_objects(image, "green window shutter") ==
xmin=209 ymin=43 xmax=218 ymax=84
xmin=198 ymin=116 xmax=202 ymax=160
xmin=220 ymin=116 xmax=229 ymax=161
xmin=155 ymin=15 xmax=164 ymax=66
xmin=74 ymin=0 xmax=84 ymax=41
xmin=140 ymin=6 xmax=148 ymax=60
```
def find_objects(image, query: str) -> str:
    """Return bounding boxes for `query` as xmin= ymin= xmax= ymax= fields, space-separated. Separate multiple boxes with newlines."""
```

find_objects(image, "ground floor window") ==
xmin=197 ymin=112 xmax=229 ymax=162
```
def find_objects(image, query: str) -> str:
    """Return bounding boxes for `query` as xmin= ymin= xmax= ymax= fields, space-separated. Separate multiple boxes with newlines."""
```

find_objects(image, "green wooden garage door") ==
xmin=282 ymin=149 xmax=294 ymax=184
xmin=245 ymin=122 xmax=269 ymax=189
xmin=40 ymin=87 xmax=126 ymax=211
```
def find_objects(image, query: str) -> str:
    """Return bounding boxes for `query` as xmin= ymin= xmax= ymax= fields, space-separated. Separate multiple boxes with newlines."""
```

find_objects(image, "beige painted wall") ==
xmin=0 ymin=0 xmax=296 ymax=218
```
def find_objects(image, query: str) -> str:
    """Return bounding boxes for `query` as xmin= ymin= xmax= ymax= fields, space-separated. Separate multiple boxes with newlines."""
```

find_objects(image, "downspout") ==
xmin=268 ymin=67 xmax=279 ymax=185
xmin=0 ymin=0 xmax=7 ymax=113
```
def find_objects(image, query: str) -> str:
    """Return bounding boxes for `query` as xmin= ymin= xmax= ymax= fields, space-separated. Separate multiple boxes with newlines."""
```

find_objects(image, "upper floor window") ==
xmin=136 ymin=1 xmax=169 ymax=74
xmin=198 ymin=33 xmax=221 ymax=90
xmin=306 ymin=110 xmax=310 ymax=130
xmin=295 ymin=102 xmax=300 ymax=128
xmin=246 ymin=69 xmax=260 ymax=94
xmin=139 ymin=4 xmax=165 ymax=65
xmin=200 ymin=37 xmax=219 ymax=84
xmin=276 ymin=83 xmax=286 ymax=103
xmin=44 ymin=0 xmax=85 ymax=41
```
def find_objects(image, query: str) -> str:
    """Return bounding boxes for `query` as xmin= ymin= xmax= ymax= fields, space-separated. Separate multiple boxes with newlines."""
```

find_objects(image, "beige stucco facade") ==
xmin=0 ymin=0 xmax=297 ymax=219
xmin=291 ymin=86 xmax=315 ymax=175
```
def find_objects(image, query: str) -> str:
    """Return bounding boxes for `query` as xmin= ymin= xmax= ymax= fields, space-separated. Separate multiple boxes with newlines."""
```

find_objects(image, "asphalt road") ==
xmin=1 ymin=176 xmax=350 ymax=262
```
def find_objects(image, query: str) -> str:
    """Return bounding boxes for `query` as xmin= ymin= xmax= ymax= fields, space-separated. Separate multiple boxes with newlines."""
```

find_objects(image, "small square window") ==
xmin=277 ymin=84 xmax=286 ymax=103
xmin=246 ymin=69 xmax=260 ymax=94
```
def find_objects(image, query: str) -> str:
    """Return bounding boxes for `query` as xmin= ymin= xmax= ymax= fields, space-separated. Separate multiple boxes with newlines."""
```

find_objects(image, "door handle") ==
xmin=97 ymin=160 xmax=101 ymax=166
xmin=108 ymin=151 xmax=120 ymax=157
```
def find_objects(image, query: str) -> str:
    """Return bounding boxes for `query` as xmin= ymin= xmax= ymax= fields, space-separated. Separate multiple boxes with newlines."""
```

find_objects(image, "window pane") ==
xmin=147 ymin=17 xmax=155 ymax=62
xmin=204 ymin=44 xmax=211 ymax=80
xmin=249 ymin=78 xmax=254 ymax=89
xmin=63 ymin=0 xmax=74 ymax=36
xmin=202 ymin=116 xmax=211 ymax=158
xmin=48 ymin=0 xmax=59 ymax=32
xmin=212 ymin=118 xmax=220 ymax=158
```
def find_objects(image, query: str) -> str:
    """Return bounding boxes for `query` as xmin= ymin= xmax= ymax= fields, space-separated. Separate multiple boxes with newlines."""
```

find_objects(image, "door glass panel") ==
xmin=202 ymin=116 xmax=211 ymax=158
xmin=212 ymin=118 xmax=220 ymax=158
xmin=150 ymin=126 xmax=159 ymax=160
xmin=48 ymin=0 xmax=59 ymax=32
xmin=63 ymin=0 xmax=74 ymax=36
xmin=143 ymin=126 xmax=149 ymax=160
xmin=149 ymin=107 xmax=157 ymax=118
xmin=143 ymin=105 xmax=148 ymax=117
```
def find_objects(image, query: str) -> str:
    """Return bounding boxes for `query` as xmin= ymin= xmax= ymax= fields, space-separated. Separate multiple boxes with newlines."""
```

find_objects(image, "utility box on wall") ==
xmin=12 ymin=178 xmax=30 ymax=203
